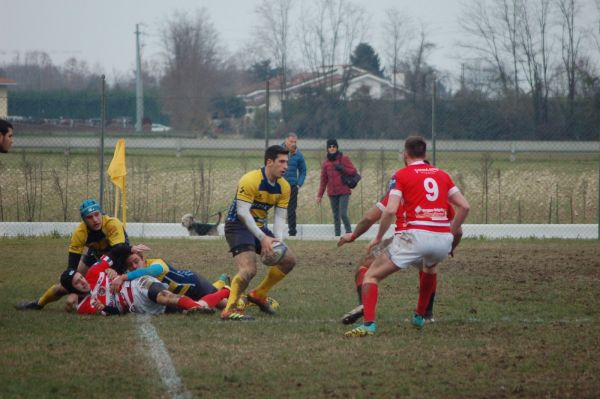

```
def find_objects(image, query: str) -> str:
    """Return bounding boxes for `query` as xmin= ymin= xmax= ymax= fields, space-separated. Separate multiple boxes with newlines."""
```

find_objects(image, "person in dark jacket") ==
xmin=316 ymin=138 xmax=357 ymax=236
xmin=282 ymin=132 xmax=307 ymax=236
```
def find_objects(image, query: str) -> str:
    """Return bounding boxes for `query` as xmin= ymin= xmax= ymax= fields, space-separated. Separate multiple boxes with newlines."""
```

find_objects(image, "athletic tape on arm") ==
xmin=273 ymin=207 xmax=287 ymax=240
xmin=236 ymin=200 xmax=266 ymax=241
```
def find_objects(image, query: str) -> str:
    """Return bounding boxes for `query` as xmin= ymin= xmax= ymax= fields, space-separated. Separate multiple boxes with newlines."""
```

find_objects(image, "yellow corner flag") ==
xmin=107 ymin=139 xmax=127 ymax=226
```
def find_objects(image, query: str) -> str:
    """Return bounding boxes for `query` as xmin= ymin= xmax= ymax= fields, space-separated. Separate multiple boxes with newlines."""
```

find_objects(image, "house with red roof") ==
xmin=239 ymin=65 xmax=408 ymax=120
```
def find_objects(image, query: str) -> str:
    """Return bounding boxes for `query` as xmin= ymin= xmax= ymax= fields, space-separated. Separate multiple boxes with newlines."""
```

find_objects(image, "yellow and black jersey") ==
xmin=226 ymin=167 xmax=291 ymax=227
xmin=144 ymin=258 xmax=193 ymax=296
xmin=133 ymin=258 xmax=215 ymax=300
xmin=68 ymin=215 xmax=128 ymax=255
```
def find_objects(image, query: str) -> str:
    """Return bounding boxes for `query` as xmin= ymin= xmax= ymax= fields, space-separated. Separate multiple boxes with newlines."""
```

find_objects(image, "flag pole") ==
xmin=122 ymin=175 xmax=127 ymax=228
xmin=114 ymin=189 xmax=120 ymax=219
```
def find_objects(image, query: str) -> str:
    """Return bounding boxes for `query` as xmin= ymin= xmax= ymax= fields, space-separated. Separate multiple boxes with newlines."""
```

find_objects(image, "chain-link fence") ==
xmin=1 ymin=139 xmax=598 ymax=239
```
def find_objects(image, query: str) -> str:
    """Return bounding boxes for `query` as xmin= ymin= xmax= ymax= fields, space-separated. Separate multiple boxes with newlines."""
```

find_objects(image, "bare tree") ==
xmin=297 ymin=0 xmax=368 ymax=80
xmin=557 ymin=0 xmax=582 ymax=137
xmin=594 ymin=0 xmax=600 ymax=53
xmin=382 ymin=8 xmax=413 ymax=107
xmin=517 ymin=0 xmax=554 ymax=134
xmin=459 ymin=1 xmax=510 ymax=93
xmin=254 ymin=0 xmax=295 ymax=120
xmin=401 ymin=25 xmax=436 ymax=105
xmin=500 ymin=0 xmax=522 ymax=93
xmin=160 ymin=9 xmax=221 ymax=132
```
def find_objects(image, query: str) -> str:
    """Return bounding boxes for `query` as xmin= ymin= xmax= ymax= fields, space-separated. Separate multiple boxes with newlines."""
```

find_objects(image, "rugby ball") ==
xmin=260 ymin=241 xmax=288 ymax=266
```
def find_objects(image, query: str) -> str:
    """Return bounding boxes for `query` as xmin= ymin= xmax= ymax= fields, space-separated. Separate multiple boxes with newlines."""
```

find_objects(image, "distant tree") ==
xmin=400 ymin=26 xmax=436 ymax=105
xmin=211 ymin=96 xmax=246 ymax=118
xmin=382 ymin=8 xmax=412 ymax=108
xmin=249 ymin=60 xmax=282 ymax=82
xmin=160 ymin=9 xmax=221 ymax=132
xmin=254 ymin=0 xmax=295 ymax=119
xmin=350 ymin=43 xmax=384 ymax=77
xmin=557 ymin=0 xmax=584 ymax=138
xmin=0 ymin=51 xmax=101 ymax=92
xmin=298 ymin=0 xmax=368 ymax=79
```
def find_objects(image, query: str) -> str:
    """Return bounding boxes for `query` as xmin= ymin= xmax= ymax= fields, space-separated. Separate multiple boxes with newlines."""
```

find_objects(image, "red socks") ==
xmin=177 ymin=296 xmax=200 ymax=310
xmin=416 ymin=272 xmax=437 ymax=316
xmin=355 ymin=266 xmax=368 ymax=304
xmin=200 ymin=288 xmax=230 ymax=308
xmin=361 ymin=283 xmax=379 ymax=323
xmin=355 ymin=266 xmax=368 ymax=287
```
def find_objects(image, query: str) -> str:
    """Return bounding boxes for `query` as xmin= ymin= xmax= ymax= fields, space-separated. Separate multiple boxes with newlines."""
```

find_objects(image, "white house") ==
xmin=239 ymin=66 xmax=408 ymax=120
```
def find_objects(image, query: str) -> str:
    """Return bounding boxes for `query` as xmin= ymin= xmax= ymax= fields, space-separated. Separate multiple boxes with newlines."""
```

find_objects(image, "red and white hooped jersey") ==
xmin=389 ymin=161 xmax=459 ymax=233
xmin=77 ymin=258 xmax=128 ymax=315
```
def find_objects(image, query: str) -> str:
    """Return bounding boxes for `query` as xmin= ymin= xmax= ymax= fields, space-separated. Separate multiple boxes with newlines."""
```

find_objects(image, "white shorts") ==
xmin=127 ymin=276 xmax=167 ymax=315
xmin=384 ymin=230 xmax=453 ymax=269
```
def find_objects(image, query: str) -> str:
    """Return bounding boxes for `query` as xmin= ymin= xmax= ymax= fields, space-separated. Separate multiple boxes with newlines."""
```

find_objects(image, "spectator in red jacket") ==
xmin=316 ymin=138 xmax=357 ymax=236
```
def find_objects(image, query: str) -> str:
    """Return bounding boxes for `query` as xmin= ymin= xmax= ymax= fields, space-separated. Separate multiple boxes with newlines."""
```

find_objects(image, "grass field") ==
xmin=1 ymin=237 xmax=599 ymax=398
xmin=0 ymin=148 xmax=598 ymax=226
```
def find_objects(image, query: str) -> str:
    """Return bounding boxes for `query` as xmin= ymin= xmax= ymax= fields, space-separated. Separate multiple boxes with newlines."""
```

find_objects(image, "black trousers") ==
xmin=287 ymin=185 xmax=299 ymax=235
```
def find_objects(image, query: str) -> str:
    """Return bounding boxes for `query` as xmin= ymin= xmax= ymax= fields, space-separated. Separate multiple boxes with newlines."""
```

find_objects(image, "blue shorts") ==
xmin=163 ymin=268 xmax=217 ymax=300
xmin=225 ymin=220 xmax=274 ymax=256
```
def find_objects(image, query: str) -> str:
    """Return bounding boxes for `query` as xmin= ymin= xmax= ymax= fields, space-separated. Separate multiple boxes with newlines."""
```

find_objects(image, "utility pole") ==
xmin=265 ymin=80 xmax=270 ymax=149
xmin=135 ymin=24 xmax=143 ymax=132
xmin=99 ymin=75 xmax=106 ymax=208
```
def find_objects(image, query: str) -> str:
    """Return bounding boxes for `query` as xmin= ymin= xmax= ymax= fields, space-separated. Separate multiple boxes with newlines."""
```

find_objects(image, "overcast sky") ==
xmin=1 ymin=0 xmax=598 ymax=82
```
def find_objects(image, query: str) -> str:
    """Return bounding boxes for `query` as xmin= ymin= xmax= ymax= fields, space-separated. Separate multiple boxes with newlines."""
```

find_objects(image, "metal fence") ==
xmin=1 ymin=134 xmax=598 ymax=239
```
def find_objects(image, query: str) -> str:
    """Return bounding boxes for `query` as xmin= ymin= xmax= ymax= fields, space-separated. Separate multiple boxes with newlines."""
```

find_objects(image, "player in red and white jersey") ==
xmin=338 ymin=168 xmax=462 ymax=326
xmin=345 ymin=136 xmax=469 ymax=337
xmin=58 ymin=255 xmax=212 ymax=316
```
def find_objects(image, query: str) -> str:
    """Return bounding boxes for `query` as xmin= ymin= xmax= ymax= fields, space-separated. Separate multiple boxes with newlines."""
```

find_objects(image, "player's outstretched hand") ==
xmin=260 ymin=235 xmax=279 ymax=258
xmin=105 ymin=268 xmax=118 ymax=280
xmin=93 ymin=300 xmax=106 ymax=313
xmin=110 ymin=275 xmax=126 ymax=294
xmin=64 ymin=293 xmax=78 ymax=312
xmin=131 ymin=244 xmax=151 ymax=254
xmin=366 ymin=237 xmax=381 ymax=254
xmin=337 ymin=233 xmax=354 ymax=247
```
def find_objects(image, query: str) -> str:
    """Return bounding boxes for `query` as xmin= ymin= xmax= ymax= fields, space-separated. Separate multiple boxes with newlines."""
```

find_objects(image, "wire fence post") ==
xmin=99 ymin=75 xmax=106 ymax=208
xmin=431 ymin=75 xmax=437 ymax=166
xmin=265 ymin=80 xmax=270 ymax=150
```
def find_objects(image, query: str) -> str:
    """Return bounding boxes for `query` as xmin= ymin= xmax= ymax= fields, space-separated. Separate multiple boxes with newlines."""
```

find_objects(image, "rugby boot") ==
xmin=217 ymin=273 xmax=231 ymax=287
xmin=247 ymin=290 xmax=277 ymax=315
xmin=15 ymin=301 xmax=43 ymax=310
xmin=344 ymin=323 xmax=376 ymax=338
xmin=186 ymin=306 xmax=216 ymax=315
xmin=411 ymin=313 xmax=425 ymax=329
xmin=341 ymin=304 xmax=364 ymax=325
xmin=220 ymin=309 xmax=254 ymax=321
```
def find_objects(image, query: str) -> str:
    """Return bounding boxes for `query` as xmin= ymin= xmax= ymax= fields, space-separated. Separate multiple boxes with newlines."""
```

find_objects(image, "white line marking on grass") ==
xmin=136 ymin=315 xmax=192 ymax=399
xmin=208 ymin=316 xmax=596 ymax=325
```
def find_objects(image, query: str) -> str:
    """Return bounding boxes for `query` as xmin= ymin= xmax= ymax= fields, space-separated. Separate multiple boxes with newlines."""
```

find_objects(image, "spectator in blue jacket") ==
xmin=282 ymin=132 xmax=307 ymax=236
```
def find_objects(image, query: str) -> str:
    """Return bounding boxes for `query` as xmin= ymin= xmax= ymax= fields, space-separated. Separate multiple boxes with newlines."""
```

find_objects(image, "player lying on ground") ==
xmin=221 ymin=145 xmax=297 ymax=321
xmin=59 ymin=255 xmax=218 ymax=316
xmin=108 ymin=248 xmax=231 ymax=311
xmin=338 ymin=175 xmax=462 ymax=325
xmin=16 ymin=199 xmax=135 ymax=311
xmin=345 ymin=136 xmax=469 ymax=337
